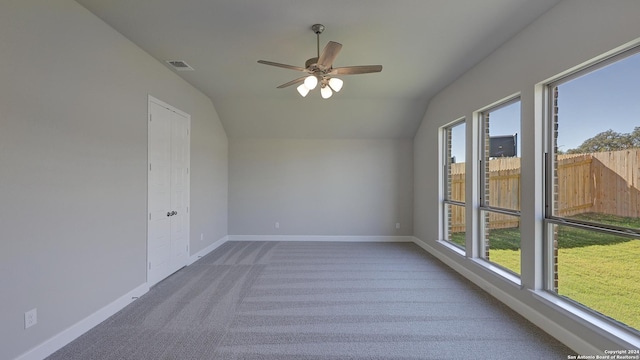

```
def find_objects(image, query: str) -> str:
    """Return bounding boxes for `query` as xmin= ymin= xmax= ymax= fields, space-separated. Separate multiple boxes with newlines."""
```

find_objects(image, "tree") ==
xmin=630 ymin=126 xmax=640 ymax=148
xmin=566 ymin=127 xmax=640 ymax=154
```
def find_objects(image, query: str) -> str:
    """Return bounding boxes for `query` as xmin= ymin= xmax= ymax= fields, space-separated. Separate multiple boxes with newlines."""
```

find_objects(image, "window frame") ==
xmin=477 ymin=96 xmax=522 ymax=277
xmin=543 ymin=45 xmax=640 ymax=333
xmin=441 ymin=118 xmax=466 ymax=247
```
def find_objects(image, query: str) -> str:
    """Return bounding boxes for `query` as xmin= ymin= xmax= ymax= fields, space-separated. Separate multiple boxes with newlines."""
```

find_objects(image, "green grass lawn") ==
xmin=447 ymin=213 xmax=640 ymax=331
xmin=557 ymin=240 xmax=640 ymax=331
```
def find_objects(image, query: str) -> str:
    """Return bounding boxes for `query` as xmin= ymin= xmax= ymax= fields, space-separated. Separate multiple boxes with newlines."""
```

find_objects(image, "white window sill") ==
xmin=471 ymin=258 xmax=522 ymax=287
xmin=532 ymin=290 xmax=640 ymax=349
xmin=436 ymin=240 xmax=522 ymax=286
xmin=436 ymin=239 xmax=466 ymax=256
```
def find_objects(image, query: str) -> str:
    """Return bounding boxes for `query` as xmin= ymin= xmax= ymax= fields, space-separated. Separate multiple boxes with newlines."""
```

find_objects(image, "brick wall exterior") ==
xmin=445 ymin=127 xmax=453 ymax=241
xmin=483 ymin=113 xmax=491 ymax=260
xmin=552 ymin=87 xmax=559 ymax=292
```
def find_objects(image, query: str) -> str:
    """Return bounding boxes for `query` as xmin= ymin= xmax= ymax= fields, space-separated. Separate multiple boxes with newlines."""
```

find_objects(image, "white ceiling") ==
xmin=75 ymin=0 xmax=562 ymax=139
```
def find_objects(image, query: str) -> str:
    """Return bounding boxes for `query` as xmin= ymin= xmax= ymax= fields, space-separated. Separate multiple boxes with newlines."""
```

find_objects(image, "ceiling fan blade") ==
xmin=257 ymin=60 xmax=307 ymax=72
xmin=276 ymin=77 xmax=306 ymax=89
xmin=330 ymin=65 xmax=383 ymax=75
xmin=317 ymin=41 xmax=342 ymax=69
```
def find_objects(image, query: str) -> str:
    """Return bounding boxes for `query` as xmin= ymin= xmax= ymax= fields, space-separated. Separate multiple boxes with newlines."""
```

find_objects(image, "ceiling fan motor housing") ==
xmin=305 ymin=57 xmax=319 ymax=69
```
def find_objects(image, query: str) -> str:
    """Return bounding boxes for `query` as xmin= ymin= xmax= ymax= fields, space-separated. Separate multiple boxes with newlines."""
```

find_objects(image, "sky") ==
xmin=556 ymin=51 xmax=640 ymax=152
xmin=449 ymin=50 xmax=640 ymax=163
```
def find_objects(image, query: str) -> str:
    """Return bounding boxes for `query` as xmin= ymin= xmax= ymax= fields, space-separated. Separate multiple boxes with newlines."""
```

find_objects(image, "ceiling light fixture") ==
xmin=304 ymin=75 xmax=318 ymax=90
xmin=328 ymin=77 xmax=343 ymax=92
xmin=257 ymin=24 xmax=382 ymax=99
xmin=320 ymin=84 xmax=333 ymax=99
xmin=296 ymin=84 xmax=310 ymax=97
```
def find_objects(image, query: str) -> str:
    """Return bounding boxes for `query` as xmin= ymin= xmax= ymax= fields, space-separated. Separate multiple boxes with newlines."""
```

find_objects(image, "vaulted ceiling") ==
xmin=75 ymin=0 xmax=562 ymax=139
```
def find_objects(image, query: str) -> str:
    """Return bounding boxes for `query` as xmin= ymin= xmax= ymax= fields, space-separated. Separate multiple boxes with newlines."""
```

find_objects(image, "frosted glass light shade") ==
xmin=320 ymin=85 xmax=332 ymax=99
xmin=304 ymin=75 xmax=318 ymax=90
xmin=328 ymin=78 xmax=343 ymax=92
xmin=296 ymin=84 xmax=309 ymax=97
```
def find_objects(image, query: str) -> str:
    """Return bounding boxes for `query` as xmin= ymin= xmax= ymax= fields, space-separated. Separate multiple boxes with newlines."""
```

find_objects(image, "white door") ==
xmin=169 ymin=109 xmax=189 ymax=270
xmin=148 ymin=96 xmax=190 ymax=287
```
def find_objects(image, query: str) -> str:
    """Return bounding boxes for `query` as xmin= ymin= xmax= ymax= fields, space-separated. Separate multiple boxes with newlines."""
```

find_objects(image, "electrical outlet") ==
xmin=200 ymin=233 xmax=204 ymax=241
xmin=25 ymin=308 xmax=37 ymax=329
xmin=275 ymin=222 xmax=280 ymax=229
xmin=396 ymin=223 xmax=400 ymax=229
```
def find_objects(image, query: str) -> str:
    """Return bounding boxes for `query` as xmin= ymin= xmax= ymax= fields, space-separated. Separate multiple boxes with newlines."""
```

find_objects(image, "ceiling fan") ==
xmin=257 ymin=24 xmax=383 ymax=99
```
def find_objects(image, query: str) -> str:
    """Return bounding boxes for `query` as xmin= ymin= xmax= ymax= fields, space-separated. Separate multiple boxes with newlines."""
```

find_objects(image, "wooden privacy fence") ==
xmin=559 ymin=149 xmax=640 ymax=218
xmin=449 ymin=149 xmax=640 ymax=232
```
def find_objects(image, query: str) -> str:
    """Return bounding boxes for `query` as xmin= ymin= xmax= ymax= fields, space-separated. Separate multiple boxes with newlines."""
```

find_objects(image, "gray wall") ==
xmin=414 ymin=0 xmax=640 ymax=352
xmin=229 ymin=138 xmax=413 ymax=236
xmin=0 ymin=1 xmax=227 ymax=359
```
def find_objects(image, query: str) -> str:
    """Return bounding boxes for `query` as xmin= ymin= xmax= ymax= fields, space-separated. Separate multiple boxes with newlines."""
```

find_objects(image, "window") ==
xmin=546 ymin=48 xmax=640 ymax=332
xmin=479 ymin=99 xmax=522 ymax=276
xmin=442 ymin=120 xmax=466 ymax=249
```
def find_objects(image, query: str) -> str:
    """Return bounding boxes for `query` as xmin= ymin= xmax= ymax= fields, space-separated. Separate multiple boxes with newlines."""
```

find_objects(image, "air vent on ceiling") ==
xmin=166 ymin=60 xmax=194 ymax=71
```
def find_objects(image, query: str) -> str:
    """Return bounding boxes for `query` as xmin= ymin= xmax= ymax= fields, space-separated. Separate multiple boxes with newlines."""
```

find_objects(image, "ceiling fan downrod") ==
xmin=311 ymin=24 xmax=325 ymax=59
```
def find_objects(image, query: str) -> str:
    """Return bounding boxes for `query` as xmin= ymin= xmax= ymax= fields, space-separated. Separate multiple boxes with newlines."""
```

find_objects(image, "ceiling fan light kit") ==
xmin=320 ymin=84 xmax=333 ymax=99
xmin=258 ymin=24 xmax=382 ymax=99
xmin=296 ymin=83 xmax=310 ymax=97
xmin=329 ymin=77 xmax=343 ymax=92
xmin=303 ymin=75 xmax=318 ymax=90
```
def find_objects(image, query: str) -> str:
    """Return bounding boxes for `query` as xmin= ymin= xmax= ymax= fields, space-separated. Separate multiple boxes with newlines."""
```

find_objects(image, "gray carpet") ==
xmin=48 ymin=241 xmax=574 ymax=359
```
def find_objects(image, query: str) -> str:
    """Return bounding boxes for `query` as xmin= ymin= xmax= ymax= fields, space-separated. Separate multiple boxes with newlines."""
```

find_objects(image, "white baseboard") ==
xmin=15 ymin=283 xmax=149 ymax=360
xmin=228 ymin=235 xmax=414 ymax=242
xmin=188 ymin=235 xmax=229 ymax=265
xmin=16 ymin=235 xmax=230 ymax=360
xmin=411 ymin=236 xmax=601 ymax=355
